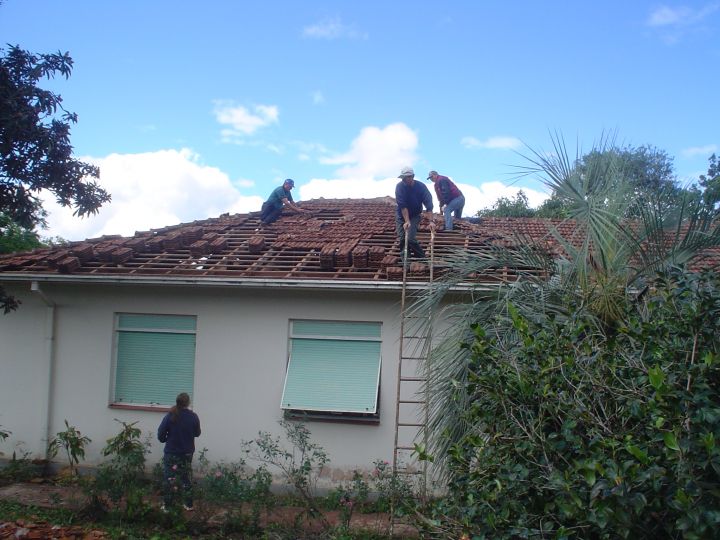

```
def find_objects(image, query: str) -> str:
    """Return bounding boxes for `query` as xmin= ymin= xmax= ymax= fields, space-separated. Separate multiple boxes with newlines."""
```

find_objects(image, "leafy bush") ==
xmin=424 ymin=269 xmax=720 ymax=539
xmin=243 ymin=420 xmax=331 ymax=528
xmin=193 ymin=448 xmax=273 ymax=534
xmin=47 ymin=420 xmax=91 ymax=477
xmin=86 ymin=420 xmax=151 ymax=520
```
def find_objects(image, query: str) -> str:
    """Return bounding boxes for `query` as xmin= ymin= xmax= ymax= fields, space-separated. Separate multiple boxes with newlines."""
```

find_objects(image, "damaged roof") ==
xmin=0 ymin=197 xmax=716 ymax=284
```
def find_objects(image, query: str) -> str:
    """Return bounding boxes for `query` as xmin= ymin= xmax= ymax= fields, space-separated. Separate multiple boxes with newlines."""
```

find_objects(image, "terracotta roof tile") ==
xmin=1 ymin=197 xmax=718 ymax=283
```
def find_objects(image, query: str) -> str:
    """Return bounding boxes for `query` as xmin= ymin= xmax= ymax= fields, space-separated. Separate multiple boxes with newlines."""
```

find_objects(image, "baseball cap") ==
xmin=427 ymin=170 xmax=438 ymax=179
xmin=284 ymin=178 xmax=295 ymax=187
xmin=398 ymin=166 xmax=414 ymax=178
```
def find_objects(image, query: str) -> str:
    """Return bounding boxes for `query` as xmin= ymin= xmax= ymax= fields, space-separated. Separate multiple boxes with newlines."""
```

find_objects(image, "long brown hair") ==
xmin=169 ymin=392 xmax=190 ymax=422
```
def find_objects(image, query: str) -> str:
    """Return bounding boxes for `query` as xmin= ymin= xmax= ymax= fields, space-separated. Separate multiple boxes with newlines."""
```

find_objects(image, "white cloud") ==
xmin=647 ymin=4 xmax=719 ymax=26
xmin=214 ymin=101 xmax=279 ymax=137
xmin=300 ymin=178 xmax=549 ymax=218
xmin=236 ymin=178 xmax=255 ymax=188
xmin=319 ymin=123 xmax=418 ymax=178
xmin=40 ymin=149 xmax=261 ymax=240
xmin=681 ymin=144 xmax=718 ymax=158
xmin=39 ymin=126 xmax=550 ymax=242
xmin=312 ymin=90 xmax=325 ymax=104
xmin=299 ymin=123 xmax=549 ymax=216
xmin=461 ymin=135 xmax=522 ymax=150
xmin=302 ymin=17 xmax=368 ymax=40
xmin=646 ymin=4 xmax=720 ymax=43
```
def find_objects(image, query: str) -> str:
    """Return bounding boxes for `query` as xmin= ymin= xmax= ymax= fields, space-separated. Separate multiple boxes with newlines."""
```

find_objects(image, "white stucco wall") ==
xmin=0 ymin=279 xmax=421 ymax=482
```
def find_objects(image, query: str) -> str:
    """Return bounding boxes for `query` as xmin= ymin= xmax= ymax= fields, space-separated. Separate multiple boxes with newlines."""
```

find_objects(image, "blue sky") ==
xmin=2 ymin=1 xmax=719 ymax=240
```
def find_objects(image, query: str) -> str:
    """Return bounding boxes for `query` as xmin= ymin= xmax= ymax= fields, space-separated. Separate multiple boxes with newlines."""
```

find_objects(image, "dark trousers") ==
xmin=260 ymin=202 xmax=283 ymax=224
xmin=396 ymin=214 xmax=425 ymax=259
xmin=163 ymin=453 xmax=193 ymax=507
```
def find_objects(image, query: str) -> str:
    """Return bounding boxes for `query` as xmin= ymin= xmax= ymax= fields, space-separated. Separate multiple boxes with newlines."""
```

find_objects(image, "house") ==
xmin=0 ymin=197 xmax=570 ymax=482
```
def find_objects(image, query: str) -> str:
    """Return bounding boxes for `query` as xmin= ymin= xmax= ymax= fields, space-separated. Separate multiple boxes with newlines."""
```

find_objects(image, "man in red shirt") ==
xmin=428 ymin=170 xmax=465 ymax=230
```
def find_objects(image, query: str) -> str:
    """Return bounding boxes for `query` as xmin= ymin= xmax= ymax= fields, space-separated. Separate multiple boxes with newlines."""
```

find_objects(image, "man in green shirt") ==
xmin=260 ymin=179 xmax=310 ymax=225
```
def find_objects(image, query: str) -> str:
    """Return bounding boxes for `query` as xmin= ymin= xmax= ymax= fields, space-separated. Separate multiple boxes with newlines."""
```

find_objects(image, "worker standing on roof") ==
xmin=259 ymin=178 xmax=310 ymax=225
xmin=395 ymin=166 xmax=434 ymax=260
xmin=428 ymin=170 xmax=465 ymax=230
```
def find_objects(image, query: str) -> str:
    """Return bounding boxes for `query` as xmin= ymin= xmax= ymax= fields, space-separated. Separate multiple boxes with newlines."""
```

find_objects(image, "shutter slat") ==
xmin=281 ymin=336 xmax=381 ymax=413
xmin=115 ymin=325 xmax=196 ymax=405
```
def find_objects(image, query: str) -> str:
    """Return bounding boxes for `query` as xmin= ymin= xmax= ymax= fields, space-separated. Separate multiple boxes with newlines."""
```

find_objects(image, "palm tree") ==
xmin=415 ymin=133 xmax=720 ymax=478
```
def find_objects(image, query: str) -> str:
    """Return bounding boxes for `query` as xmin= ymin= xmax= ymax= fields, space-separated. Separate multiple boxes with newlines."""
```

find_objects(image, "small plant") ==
xmin=87 ymin=419 xmax=151 ymax=520
xmin=47 ymin=420 xmax=91 ymax=477
xmin=243 ymin=420 xmax=330 ymax=529
xmin=0 ymin=445 xmax=41 ymax=484
xmin=193 ymin=449 xmax=273 ymax=534
xmin=0 ymin=424 xmax=9 ymax=446
xmin=369 ymin=459 xmax=416 ymax=515
xmin=330 ymin=470 xmax=370 ymax=531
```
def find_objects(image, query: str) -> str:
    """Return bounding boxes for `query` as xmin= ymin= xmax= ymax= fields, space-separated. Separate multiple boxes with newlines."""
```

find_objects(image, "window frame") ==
xmin=281 ymin=319 xmax=383 ymax=423
xmin=110 ymin=313 xmax=197 ymax=410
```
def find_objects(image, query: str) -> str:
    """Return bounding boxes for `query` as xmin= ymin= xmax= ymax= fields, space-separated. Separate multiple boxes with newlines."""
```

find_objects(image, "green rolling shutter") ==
xmin=281 ymin=321 xmax=382 ymax=413
xmin=114 ymin=315 xmax=196 ymax=406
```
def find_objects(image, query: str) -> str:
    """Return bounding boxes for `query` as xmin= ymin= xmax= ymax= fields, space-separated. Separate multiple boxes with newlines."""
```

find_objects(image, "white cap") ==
xmin=398 ymin=166 xmax=414 ymax=178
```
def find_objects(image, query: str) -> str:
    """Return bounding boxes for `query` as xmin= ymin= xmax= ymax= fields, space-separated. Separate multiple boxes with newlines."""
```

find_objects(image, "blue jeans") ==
xmin=443 ymin=195 xmax=465 ymax=229
xmin=260 ymin=202 xmax=283 ymax=224
xmin=396 ymin=214 xmax=425 ymax=259
xmin=163 ymin=453 xmax=193 ymax=507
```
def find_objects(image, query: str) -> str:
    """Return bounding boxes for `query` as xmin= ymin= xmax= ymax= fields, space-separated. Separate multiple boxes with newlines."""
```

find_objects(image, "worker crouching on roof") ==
xmin=395 ymin=166 xmax=434 ymax=260
xmin=260 ymin=178 xmax=310 ymax=225
xmin=428 ymin=170 xmax=465 ymax=230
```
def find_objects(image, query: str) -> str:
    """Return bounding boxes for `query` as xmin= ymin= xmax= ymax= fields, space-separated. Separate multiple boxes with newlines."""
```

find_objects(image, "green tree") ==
xmin=415 ymin=132 xmax=720 ymax=472
xmin=1 ymin=44 xmax=110 ymax=312
xmin=482 ymin=142 xmax=692 ymax=219
xmin=477 ymin=190 xmax=536 ymax=218
xmin=420 ymin=270 xmax=720 ymax=538
xmin=0 ymin=212 xmax=42 ymax=254
xmin=699 ymin=153 xmax=720 ymax=216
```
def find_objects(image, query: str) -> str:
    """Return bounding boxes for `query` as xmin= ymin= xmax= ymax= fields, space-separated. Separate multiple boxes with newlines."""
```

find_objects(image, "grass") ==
xmin=0 ymin=498 xmax=409 ymax=539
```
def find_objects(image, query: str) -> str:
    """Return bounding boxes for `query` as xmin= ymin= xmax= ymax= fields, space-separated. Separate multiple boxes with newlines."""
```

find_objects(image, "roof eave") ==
xmin=0 ymin=272 xmax=489 ymax=293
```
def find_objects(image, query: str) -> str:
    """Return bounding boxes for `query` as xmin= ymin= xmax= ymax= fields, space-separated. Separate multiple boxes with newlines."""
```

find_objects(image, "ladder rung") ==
xmin=395 ymin=445 xmax=416 ymax=450
xmin=400 ymin=376 xmax=426 ymax=382
xmin=396 ymin=469 xmax=423 ymax=475
xmin=397 ymin=422 xmax=425 ymax=427
xmin=398 ymin=399 xmax=426 ymax=404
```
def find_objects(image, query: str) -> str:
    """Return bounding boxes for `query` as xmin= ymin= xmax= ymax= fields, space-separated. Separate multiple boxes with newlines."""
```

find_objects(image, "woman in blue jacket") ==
xmin=157 ymin=392 xmax=201 ymax=511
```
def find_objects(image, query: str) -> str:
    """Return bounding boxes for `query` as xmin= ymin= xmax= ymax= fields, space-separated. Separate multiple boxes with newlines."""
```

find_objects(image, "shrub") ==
xmin=193 ymin=448 xmax=273 ymax=534
xmin=47 ymin=420 xmax=91 ymax=477
xmin=243 ymin=420 xmax=330 ymax=529
xmin=86 ymin=420 xmax=151 ymax=520
xmin=424 ymin=269 xmax=720 ymax=539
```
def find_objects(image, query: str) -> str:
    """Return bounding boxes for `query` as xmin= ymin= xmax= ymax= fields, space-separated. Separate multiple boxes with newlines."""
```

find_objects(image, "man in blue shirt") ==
xmin=260 ymin=179 xmax=310 ymax=225
xmin=395 ymin=166 xmax=434 ymax=260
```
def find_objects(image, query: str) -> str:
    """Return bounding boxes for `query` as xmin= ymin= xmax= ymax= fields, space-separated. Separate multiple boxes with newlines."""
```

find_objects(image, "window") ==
xmin=113 ymin=313 xmax=196 ymax=407
xmin=281 ymin=320 xmax=382 ymax=421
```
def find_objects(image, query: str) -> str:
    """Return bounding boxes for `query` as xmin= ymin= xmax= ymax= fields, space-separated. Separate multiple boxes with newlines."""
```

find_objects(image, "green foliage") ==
xmin=192 ymin=448 xmax=273 ymax=535
xmin=47 ymin=420 xmax=91 ymax=477
xmin=1 ymin=44 xmax=111 ymax=313
xmin=0 ymin=424 xmax=9 ymax=446
xmin=699 ymin=153 xmax=720 ymax=216
xmin=478 ymin=190 xmax=536 ymax=218
xmin=424 ymin=269 xmax=720 ymax=538
xmin=243 ymin=420 xmax=331 ymax=529
xmin=86 ymin=420 xmax=152 ymax=520
xmin=0 ymin=211 xmax=42 ymax=254
xmin=0 ymin=445 xmax=41 ymax=485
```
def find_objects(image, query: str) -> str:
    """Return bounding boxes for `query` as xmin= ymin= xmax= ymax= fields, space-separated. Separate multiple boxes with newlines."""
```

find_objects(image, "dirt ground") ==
xmin=0 ymin=481 xmax=418 ymax=538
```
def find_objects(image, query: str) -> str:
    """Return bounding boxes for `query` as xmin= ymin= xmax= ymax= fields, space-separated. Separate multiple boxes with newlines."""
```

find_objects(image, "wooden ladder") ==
xmin=391 ymin=224 xmax=435 ymax=531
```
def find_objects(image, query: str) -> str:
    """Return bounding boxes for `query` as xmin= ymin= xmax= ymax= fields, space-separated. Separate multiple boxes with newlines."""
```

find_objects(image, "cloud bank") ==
xmin=41 ymin=149 xmax=261 ymax=240
xmin=40 ymin=124 xmax=548 ymax=241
